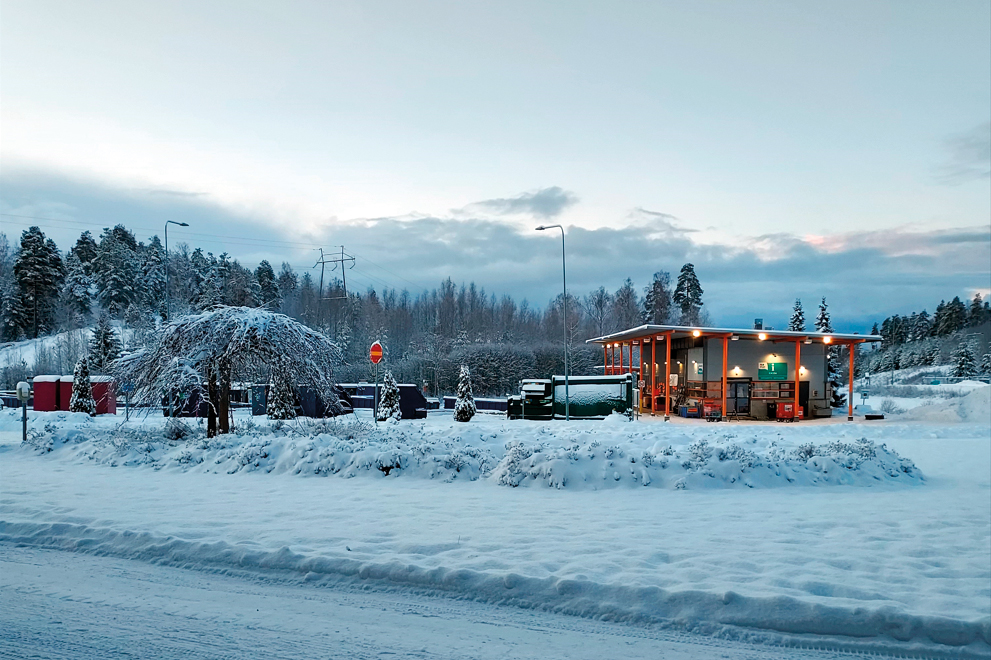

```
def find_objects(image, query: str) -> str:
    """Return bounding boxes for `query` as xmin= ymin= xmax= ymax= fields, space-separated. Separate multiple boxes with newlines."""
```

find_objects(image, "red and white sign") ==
xmin=369 ymin=341 xmax=384 ymax=364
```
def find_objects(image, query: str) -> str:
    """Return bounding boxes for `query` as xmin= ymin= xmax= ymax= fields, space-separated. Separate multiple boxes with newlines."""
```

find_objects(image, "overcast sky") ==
xmin=1 ymin=0 xmax=989 ymax=330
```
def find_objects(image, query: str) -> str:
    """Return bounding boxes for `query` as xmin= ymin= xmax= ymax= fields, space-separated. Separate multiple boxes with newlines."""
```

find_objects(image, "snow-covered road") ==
xmin=1 ymin=545 xmax=855 ymax=660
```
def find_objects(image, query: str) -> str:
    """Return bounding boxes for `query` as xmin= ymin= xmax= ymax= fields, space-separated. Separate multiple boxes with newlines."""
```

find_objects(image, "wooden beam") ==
xmin=651 ymin=338 xmax=657 ymax=416
xmin=848 ymin=341 xmax=856 ymax=421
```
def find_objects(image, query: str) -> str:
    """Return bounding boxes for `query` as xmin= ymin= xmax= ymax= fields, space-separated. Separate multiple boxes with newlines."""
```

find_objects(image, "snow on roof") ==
xmin=587 ymin=324 xmax=880 ymax=344
xmin=32 ymin=375 xmax=61 ymax=383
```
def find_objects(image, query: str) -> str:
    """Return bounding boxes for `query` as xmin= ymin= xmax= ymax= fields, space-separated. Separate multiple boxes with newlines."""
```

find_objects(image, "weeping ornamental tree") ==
xmin=115 ymin=306 xmax=342 ymax=436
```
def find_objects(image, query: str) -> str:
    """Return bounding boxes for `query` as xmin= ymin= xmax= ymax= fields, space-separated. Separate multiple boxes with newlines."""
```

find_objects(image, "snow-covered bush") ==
xmin=377 ymin=371 xmax=401 ymax=423
xmin=267 ymin=362 xmax=296 ymax=420
xmin=454 ymin=364 xmax=476 ymax=422
xmin=68 ymin=358 xmax=96 ymax=416
xmin=951 ymin=343 xmax=978 ymax=378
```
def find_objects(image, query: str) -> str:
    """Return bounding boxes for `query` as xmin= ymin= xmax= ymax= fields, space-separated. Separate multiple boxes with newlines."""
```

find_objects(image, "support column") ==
xmin=721 ymin=335 xmax=728 ymax=421
xmin=619 ymin=342 xmax=624 ymax=374
xmin=848 ymin=342 xmax=855 ymax=421
xmin=638 ymin=341 xmax=644 ymax=417
xmin=651 ymin=338 xmax=657 ymax=416
xmin=664 ymin=332 xmax=672 ymax=421
xmin=794 ymin=340 xmax=802 ymax=422
xmin=603 ymin=344 xmax=608 ymax=376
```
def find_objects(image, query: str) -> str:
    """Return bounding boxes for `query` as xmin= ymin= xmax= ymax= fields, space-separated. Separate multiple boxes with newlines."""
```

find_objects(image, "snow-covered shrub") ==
xmin=454 ymin=364 xmax=476 ymax=422
xmin=267 ymin=361 xmax=297 ymax=420
xmin=68 ymin=358 xmax=96 ymax=416
xmin=879 ymin=398 xmax=905 ymax=415
xmin=951 ymin=343 xmax=978 ymax=378
xmin=377 ymin=371 xmax=401 ymax=422
xmin=496 ymin=441 xmax=534 ymax=486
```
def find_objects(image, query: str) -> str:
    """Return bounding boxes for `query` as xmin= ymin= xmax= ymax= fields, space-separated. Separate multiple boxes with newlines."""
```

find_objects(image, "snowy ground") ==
xmin=1 ymin=388 xmax=989 ymax=658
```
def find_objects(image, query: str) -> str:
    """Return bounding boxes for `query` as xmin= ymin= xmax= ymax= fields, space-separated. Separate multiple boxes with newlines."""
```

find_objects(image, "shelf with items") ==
xmin=685 ymin=381 xmax=723 ymax=402
xmin=752 ymin=381 xmax=795 ymax=399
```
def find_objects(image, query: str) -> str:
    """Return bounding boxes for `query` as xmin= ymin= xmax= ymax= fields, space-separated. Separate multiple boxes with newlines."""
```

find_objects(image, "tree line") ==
xmin=1 ymin=225 xmax=707 ymax=394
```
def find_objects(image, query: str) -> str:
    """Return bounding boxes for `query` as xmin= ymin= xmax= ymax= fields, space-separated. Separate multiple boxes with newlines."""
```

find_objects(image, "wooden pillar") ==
xmin=651 ymin=338 xmax=657 ymax=416
xmin=603 ymin=344 xmax=608 ymax=376
xmin=664 ymin=332 xmax=672 ymax=421
xmin=721 ymin=335 xmax=728 ymax=421
xmin=794 ymin=339 xmax=802 ymax=422
xmin=848 ymin=342 xmax=855 ymax=421
xmin=619 ymin=342 xmax=624 ymax=374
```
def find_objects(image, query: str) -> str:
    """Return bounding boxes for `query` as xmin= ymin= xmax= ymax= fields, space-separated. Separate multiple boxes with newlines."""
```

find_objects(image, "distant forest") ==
xmin=1 ymin=224 xmax=988 ymax=393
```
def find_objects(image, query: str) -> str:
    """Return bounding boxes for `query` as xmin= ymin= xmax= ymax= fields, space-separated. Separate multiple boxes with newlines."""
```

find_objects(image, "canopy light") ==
xmin=804 ymin=339 xmax=812 ymax=345
xmin=799 ymin=366 xmax=807 ymax=375
xmin=823 ymin=336 xmax=832 ymax=344
xmin=692 ymin=330 xmax=701 ymax=337
xmin=730 ymin=334 xmax=740 ymax=340
xmin=758 ymin=333 xmax=767 ymax=341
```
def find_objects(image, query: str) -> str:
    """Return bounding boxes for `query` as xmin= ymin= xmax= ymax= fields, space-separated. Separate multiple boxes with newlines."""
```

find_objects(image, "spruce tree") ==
xmin=980 ymin=352 xmax=991 ymax=377
xmin=11 ymin=227 xmax=64 ymax=338
xmin=93 ymin=227 xmax=140 ymax=315
xmin=62 ymin=252 xmax=93 ymax=320
xmin=969 ymin=293 xmax=985 ymax=326
xmin=950 ymin=343 xmax=977 ymax=378
xmin=789 ymin=299 xmax=806 ymax=331
xmin=71 ymin=231 xmax=99 ymax=274
xmin=266 ymin=362 xmax=296 ymax=420
xmin=69 ymin=357 xmax=96 ymax=416
xmin=140 ymin=237 xmax=166 ymax=318
xmin=377 ymin=371 xmax=401 ymax=422
xmin=672 ymin=263 xmax=704 ymax=325
xmin=89 ymin=311 xmax=122 ymax=374
xmin=454 ymin=364 xmax=476 ymax=422
xmin=255 ymin=260 xmax=282 ymax=308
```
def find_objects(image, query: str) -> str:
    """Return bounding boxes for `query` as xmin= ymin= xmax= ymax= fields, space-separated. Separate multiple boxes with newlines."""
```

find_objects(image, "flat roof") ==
xmin=586 ymin=324 xmax=880 ymax=345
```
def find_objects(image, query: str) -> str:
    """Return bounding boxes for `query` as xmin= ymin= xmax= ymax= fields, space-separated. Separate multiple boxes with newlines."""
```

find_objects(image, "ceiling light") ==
xmin=758 ymin=333 xmax=767 ymax=341
xmin=692 ymin=330 xmax=701 ymax=337
xmin=823 ymin=336 xmax=832 ymax=344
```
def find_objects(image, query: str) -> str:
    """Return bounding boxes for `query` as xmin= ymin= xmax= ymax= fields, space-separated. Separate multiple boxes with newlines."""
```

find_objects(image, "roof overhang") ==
xmin=586 ymin=324 xmax=879 ymax=345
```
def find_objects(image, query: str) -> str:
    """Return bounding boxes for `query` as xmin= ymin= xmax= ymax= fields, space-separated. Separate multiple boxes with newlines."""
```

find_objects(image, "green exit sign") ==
xmin=758 ymin=362 xmax=788 ymax=381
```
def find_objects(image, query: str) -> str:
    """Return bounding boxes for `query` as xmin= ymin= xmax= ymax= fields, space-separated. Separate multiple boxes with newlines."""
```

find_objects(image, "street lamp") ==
xmin=536 ymin=224 xmax=569 ymax=421
xmin=164 ymin=221 xmax=189 ymax=321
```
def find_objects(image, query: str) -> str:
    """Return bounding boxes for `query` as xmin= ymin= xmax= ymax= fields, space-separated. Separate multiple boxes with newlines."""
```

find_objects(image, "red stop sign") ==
xmin=369 ymin=341 xmax=384 ymax=364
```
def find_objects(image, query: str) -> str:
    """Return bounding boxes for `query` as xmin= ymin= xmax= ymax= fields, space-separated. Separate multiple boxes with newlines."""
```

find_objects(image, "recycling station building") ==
xmin=587 ymin=325 xmax=881 ymax=421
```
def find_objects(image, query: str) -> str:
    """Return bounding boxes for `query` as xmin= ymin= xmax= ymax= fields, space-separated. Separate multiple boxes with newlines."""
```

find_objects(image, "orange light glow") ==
xmin=758 ymin=333 xmax=767 ymax=341
xmin=823 ymin=336 xmax=832 ymax=344
xmin=692 ymin=330 xmax=701 ymax=337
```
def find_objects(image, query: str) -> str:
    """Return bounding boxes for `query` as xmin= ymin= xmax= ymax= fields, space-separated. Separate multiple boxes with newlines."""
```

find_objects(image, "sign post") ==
xmin=16 ymin=381 xmax=30 ymax=444
xmin=369 ymin=341 xmax=383 ymax=422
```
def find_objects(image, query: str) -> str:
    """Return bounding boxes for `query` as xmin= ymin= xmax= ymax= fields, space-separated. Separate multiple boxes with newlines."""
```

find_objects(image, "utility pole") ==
xmin=314 ymin=247 xmax=356 ymax=326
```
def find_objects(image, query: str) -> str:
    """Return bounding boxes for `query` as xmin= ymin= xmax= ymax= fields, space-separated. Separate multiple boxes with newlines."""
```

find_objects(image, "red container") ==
xmin=91 ymin=377 xmax=117 ymax=415
xmin=58 ymin=376 xmax=74 ymax=411
xmin=32 ymin=375 xmax=61 ymax=411
xmin=776 ymin=402 xmax=804 ymax=420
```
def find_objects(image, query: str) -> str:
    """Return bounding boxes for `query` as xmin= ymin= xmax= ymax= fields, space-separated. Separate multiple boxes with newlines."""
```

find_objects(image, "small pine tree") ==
xmin=69 ymin=357 xmax=96 ymax=415
xmin=266 ymin=363 xmax=296 ymax=419
xmin=980 ymin=352 xmax=991 ymax=377
xmin=951 ymin=343 xmax=977 ymax=378
xmin=377 ymin=371 xmax=401 ymax=422
xmin=89 ymin=310 xmax=122 ymax=374
xmin=789 ymin=298 xmax=806 ymax=331
xmin=454 ymin=364 xmax=476 ymax=422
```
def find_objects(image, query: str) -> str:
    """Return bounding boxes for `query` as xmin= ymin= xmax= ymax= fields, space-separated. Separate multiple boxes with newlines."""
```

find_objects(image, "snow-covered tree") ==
xmin=255 ymin=260 xmax=282 ymax=309
xmin=68 ymin=357 xmax=96 ymax=416
xmin=70 ymin=231 xmax=98 ymax=274
xmin=115 ymin=307 xmax=342 ymax=436
xmin=61 ymin=252 xmax=92 ymax=320
xmin=453 ymin=364 xmax=476 ymax=422
xmin=610 ymin=279 xmax=641 ymax=330
xmin=672 ymin=263 xmax=704 ymax=325
xmin=377 ymin=371 xmax=401 ymax=422
xmin=140 ymin=237 xmax=166 ymax=318
xmin=980 ymin=351 xmax=991 ymax=377
xmin=89 ymin=311 xmax=122 ymax=374
xmin=951 ymin=343 xmax=977 ymax=378
xmin=789 ymin=299 xmax=806 ymax=331
xmin=8 ymin=227 xmax=65 ymax=338
xmin=266 ymin=360 xmax=297 ymax=420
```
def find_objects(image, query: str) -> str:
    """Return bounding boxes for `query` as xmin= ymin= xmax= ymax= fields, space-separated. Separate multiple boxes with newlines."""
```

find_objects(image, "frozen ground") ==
xmin=1 ymin=387 xmax=989 ymax=658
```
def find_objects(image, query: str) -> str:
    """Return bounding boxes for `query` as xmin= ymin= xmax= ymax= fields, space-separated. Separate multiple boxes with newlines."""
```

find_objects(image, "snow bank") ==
xmin=2 ymin=520 xmax=986 ymax=655
xmin=896 ymin=386 xmax=991 ymax=423
xmin=10 ymin=410 xmax=923 ymax=490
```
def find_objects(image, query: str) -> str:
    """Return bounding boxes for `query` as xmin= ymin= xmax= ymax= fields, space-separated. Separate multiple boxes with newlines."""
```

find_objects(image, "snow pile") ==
xmin=896 ymin=385 xmax=991 ymax=423
xmin=11 ymin=411 xmax=923 ymax=490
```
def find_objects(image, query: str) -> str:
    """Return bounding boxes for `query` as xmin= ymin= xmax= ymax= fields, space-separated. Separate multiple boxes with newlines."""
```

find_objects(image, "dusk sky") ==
xmin=2 ymin=0 xmax=989 ymax=330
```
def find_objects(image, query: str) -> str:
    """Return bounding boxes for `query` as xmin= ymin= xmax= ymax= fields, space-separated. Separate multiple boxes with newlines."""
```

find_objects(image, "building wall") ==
xmin=704 ymin=338 xmax=830 ymax=417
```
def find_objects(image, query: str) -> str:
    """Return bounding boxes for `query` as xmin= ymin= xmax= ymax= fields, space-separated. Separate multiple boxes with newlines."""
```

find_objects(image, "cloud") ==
xmin=461 ymin=186 xmax=578 ymax=218
xmin=2 ymin=167 xmax=988 ymax=332
xmin=936 ymin=122 xmax=991 ymax=184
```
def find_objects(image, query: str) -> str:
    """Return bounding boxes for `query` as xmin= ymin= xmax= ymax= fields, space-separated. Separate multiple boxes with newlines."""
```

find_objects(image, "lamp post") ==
xmin=164 ymin=221 xmax=189 ymax=321
xmin=536 ymin=224 xmax=569 ymax=421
